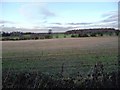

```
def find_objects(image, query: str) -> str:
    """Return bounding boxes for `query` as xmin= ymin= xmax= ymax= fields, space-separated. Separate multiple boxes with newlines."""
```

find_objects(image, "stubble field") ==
xmin=2 ymin=36 xmax=118 ymax=76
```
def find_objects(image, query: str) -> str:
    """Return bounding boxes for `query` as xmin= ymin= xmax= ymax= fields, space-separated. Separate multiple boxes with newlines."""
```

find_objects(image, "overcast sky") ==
xmin=0 ymin=2 xmax=118 ymax=33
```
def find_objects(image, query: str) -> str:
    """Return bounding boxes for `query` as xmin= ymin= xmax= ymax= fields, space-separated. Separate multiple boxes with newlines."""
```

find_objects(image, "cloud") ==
xmin=1 ymin=9 xmax=118 ymax=33
xmin=49 ymin=11 xmax=118 ymax=30
xmin=50 ymin=23 xmax=62 ymax=25
xmin=1 ymin=26 xmax=49 ymax=33
xmin=101 ymin=11 xmax=117 ymax=17
xmin=99 ymin=11 xmax=118 ymax=28
xmin=19 ymin=3 xmax=56 ymax=22
xmin=67 ymin=22 xmax=92 ymax=25
xmin=83 ymin=11 xmax=118 ymax=29
xmin=47 ymin=26 xmax=79 ymax=32
xmin=101 ymin=13 xmax=118 ymax=23
xmin=100 ymin=11 xmax=118 ymax=23
xmin=41 ymin=8 xmax=56 ymax=19
xmin=0 ymin=26 xmax=18 ymax=32
xmin=0 ymin=20 xmax=15 ymax=24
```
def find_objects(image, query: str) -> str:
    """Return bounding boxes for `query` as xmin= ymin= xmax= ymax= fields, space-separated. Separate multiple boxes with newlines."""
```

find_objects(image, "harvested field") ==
xmin=2 ymin=36 xmax=118 ymax=75
xmin=2 ymin=36 xmax=118 ymax=51
xmin=2 ymin=36 xmax=119 ymax=89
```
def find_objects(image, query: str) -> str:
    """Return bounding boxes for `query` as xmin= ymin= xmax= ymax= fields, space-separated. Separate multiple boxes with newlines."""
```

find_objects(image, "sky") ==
xmin=0 ymin=2 xmax=118 ymax=33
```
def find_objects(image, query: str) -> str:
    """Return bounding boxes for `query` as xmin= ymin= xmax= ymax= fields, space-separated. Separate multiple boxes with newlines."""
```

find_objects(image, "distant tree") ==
xmin=2 ymin=32 xmax=10 ymax=37
xmin=35 ymin=37 xmax=39 ymax=40
xmin=48 ymin=29 xmax=52 ymax=34
xmin=115 ymin=30 xmax=119 ymax=36
xmin=83 ymin=34 xmax=89 ymax=37
xmin=100 ymin=33 xmax=103 ymax=36
xmin=64 ymin=35 xmax=66 ymax=38
xmin=78 ymin=34 xmax=89 ymax=37
xmin=97 ymin=32 xmax=103 ymax=36
xmin=71 ymin=34 xmax=76 ymax=37
xmin=90 ymin=33 xmax=96 ymax=37
xmin=78 ymin=34 xmax=82 ymax=37
xmin=40 ymin=36 xmax=45 ymax=39
xmin=46 ymin=29 xmax=53 ymax=39
xmin=108 ymin=32 xmax=113 ymax=36
xmin=56 ymin=35 xmax=59 ymax=38
xmin=10 ymin=32 xmax=22 ymax=37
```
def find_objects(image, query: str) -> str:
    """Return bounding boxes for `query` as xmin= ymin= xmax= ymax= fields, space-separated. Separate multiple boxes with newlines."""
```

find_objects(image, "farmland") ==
xmin=1 ymin=28 xmax=119 ymax=41
xmin=2 ymin=36 xmax=119 ymax=88
xmin=2 ymin=36 xmax=118 ymax=75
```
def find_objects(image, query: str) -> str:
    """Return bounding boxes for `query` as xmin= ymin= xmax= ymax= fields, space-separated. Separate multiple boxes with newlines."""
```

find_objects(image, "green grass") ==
xmin=2 ymin=48 xmax=118 ymax=76
xmin=52 ymin=34 xmax=72 ymax=38
xmin=2 ymin=34 xmax=71 ymax=40
xmin=2 ymin=36 xmax=20 ymax=39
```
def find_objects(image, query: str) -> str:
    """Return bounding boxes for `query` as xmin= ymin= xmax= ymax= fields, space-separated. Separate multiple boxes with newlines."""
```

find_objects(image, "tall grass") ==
xmin=2 ymin=61 xmax=119 ymax=89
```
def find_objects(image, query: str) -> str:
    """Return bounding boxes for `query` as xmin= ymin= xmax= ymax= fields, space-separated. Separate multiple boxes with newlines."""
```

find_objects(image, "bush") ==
xmin=2 ymin=62 xmax=119 ymax=89
xmin=64 ymin=35 xmax=66 ymax=38
xmin=45 ymin=35 xmax=53 ymax=39
xmin=78 ymin=34 xmax=89 ymax=37
xmin=71 ymin=34 xmax=77 ymax=37
xmin=35 ymin=37 xmax=39 ymax=40
xmin=115 ymin=31 xmax=119 ymax=36
xmin=100 ymin=33 xmax=103 ymax=36
xmin=56 ymin=35 xmax=59 ymax=38
xmin=40 ymin=36 xmax=45 ymax=39
xmin=90 ymin=33 xmax=96 ymax=37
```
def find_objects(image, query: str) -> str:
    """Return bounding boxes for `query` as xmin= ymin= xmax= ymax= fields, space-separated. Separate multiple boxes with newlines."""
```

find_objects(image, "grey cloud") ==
xmin=0 ymin=26 xmax=49 ymax=33
xmin=67 ymin=22 xmax=92 ymax=25
xmin=50 ymin=23 xmax=62 ymax=25
xmin=77 ymin=23 xmax=92 ymax=25
xmin=101 ymin=14 xmax=118 ymax=23
xmin=1 ymin=25 xmax=76 ymax=33
xmin=47 ymin=26 xmax=78 ymax=32
xmin=88 ymin=21 xmax=118 ymax=29
xmin=89 ymin=11 xmax=118 ymax=29
xmin=0 ymin=20 xmax=15 ymax=24
xmin=34 ymin=26 xmax=41 ymax=29
xmin=0 ymin=27 xmax=18 ymax=32
xmin=101 ymin=11 xmax=118 ymax=23
xmin=19 ymin=4 xmax=56 ymax=22
xmin=102 ymin=11 xmax=117 ymax=18
xmin=41 ymin=8 xmax=56 ymax=19
xmin=65 ymin=11 xmax=118 ymax=29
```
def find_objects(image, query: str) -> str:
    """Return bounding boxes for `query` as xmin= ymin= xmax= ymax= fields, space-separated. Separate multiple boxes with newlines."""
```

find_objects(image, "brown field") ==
xmin=2 ymin=36 xmax=118 ymax=75
xmin=2 ymin=36 xmax=118 ymax=52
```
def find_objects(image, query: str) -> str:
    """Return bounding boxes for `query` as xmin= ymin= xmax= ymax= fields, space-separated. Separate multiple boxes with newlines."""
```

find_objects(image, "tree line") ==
xmin=0 ymin=28 xmax=120 ymax=41
xmin=65 ymin=28 xmax=120 ymax=37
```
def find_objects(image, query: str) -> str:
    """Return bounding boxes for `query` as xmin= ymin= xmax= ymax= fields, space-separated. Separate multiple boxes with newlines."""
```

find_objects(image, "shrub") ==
xmin=90 ymin=33 xmax=96 ymax=37
xmin=2 ymin=62 xmax=119 ymax=89
xmin=64 ymin=35 xmax=66 ymax=38
xmin=35 ymin=37 xmax=39 ymax=40
xmin=71 ymin=34 xmax=77 ymax=37
xmin=40 ymin=36 xmax=45 ymax=39
xmin=56 ymin=35 xmax=59 ymax=38
xmin=78 ymin=34 xmax=89 ymax=37
xmin=45 ymin=35 xmax=53 ymax=39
